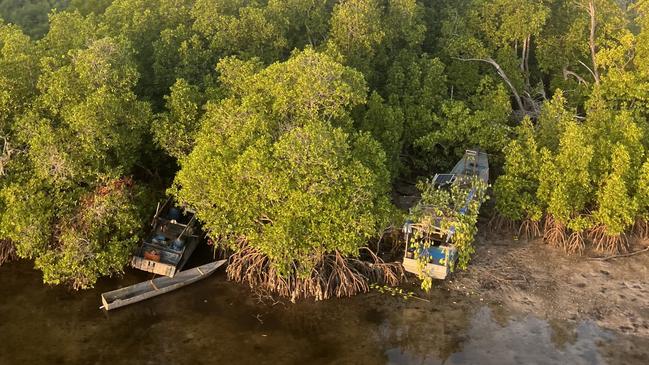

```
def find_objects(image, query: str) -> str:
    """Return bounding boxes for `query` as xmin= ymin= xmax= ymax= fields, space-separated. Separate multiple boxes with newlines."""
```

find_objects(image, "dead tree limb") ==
xmin=525 ymin=35 xmax=531 ymax=78
xmin=520 ymin=35 xmax=532 ymax=88
xmin=588 ymin=246 xmax=649 ymax=261
xmin=520 ymin=38 xmax=527 ymax=72
xmin=587 ymin=0 xmax=600 ymax=85
xmin=454 ymin=57 xmax=525 ymax=112
xmin=0 ymin=136 xmax=16 ymax=176
xmin=578 ymin=60 xmax=598 ymax=82
xmin=563 ymin=66 xmax=589 ymax=85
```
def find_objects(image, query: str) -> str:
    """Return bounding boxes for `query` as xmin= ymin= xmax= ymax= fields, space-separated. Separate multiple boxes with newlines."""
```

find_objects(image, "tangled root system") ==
xmin=518 ymin=218 xmax=542 ymax=240
xmin=565 ymin=231 xmax=586 ymax=254
xmin=488 ymin=215 xmax=517 ymax=236
xmin=543 ymin=215 xmax=567 ymax=248
xmin=633 ymin=219 xmax=649 ymax=240
xmin=227 ymin=246 xmax=405 ymax=302
xmin=0 ymin=240 xmax=17 ymax=266
xmin=589 ymin=225 xmax=628 ymax=254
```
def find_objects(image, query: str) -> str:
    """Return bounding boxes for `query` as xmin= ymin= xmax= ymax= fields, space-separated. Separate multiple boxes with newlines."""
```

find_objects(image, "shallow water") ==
xmin=0 ymin=259 xmax=617 ymax=365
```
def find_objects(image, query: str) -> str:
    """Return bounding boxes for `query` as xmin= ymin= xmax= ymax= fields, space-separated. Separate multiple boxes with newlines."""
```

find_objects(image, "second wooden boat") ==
xmin=101 ymin=260 xmax=227 ymax=311
xmin=402 ymin=150 xmax=489 ymax=279
xmin=131 ymin=199 xmax=200 ymax=278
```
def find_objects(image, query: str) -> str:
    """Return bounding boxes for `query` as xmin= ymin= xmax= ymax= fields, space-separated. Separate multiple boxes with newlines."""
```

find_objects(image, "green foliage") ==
xmin=0 ymin=11 xmax=154 ymax=286
xmin=69 ymin=0 xmax=113 ymax=15
xmin=191 ymin=0 xmax=288 ymax=64
xmin=0 ymin=0 xmax=69 ymax=38
xmin=495 ymin=83 xmax=647 ymax=252
xmin=100 ymin=0 xmax=193 ymax=98
xmin=327 ymin=0 xmax=385 ymax=76
xmin=493 ymin=117 xmax=542 ymax=222
xmin=383 ymin=52 xmax=447 ymax=172
xmin=593 ymin=144 xmax=637 ymax=236
xmin=0 ymin=178 xmax=54 ymax=259
xmin=153 ymin=79 xmax=204 ymax=159
xmin=636 ymin=159 xmax=649 ymax=217
xmin=383 ymin=0 xmax=426 ymax=50
xmin=539 ymin=120 xmax=593 ymax=224
xmin=3 ymin=0 xmax=649 ymax=288
xmin=171 ymin=49 xmax=392 ymax=276
xmin=36 ymin=179 xmax=150 ymax=289
xmin=477 ymin=0 xmax=549 ymax=47
xmin=0 ymin=175 xmax=152 ymax=289
xmin=26 ymin=36 xmax=152 ymax=185
xmin=152 ymin=23 xmax=213 ymax=93
xmin=585 ymin=96 xmax=646 ymax=186
xmin=265 ymin=0 xmax=332 ymax=49
xmin=415 ymin=78 xmax=511 ymax=170
xmin=39 ymin=10 xmax=97 ymax=64
xmin=359 ymin=91 xmax=404 ymax=179
xmin=536 ymin=91 xmax=574 ymax=151
xmin=369 ymin=283 xmax=416 ymax=300
xmin=0 ymin=22 xmax=39 ymax=145
xmin=437 ymin=0 xmax=547 ymax=95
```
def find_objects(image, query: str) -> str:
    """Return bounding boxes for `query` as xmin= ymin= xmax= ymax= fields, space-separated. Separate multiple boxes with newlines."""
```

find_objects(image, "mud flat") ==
xmin=444 ymin=229 xmax=649 ymax=364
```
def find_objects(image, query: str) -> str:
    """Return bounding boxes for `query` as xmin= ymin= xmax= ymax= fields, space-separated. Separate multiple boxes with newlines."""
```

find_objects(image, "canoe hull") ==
xmin=101 ymin=260 xmax=227 ymax=311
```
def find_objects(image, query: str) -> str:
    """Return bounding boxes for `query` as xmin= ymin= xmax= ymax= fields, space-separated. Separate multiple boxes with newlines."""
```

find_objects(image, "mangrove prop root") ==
xmin=0 ymin=240 xmax=17 ymax=266
xmin=488 ymin=215 xmax=517 ymax=236
xmin=226 ymin=246 xmax=405 ymax=302
xmin=518 ymin=218 xmax=542 ymax=240
xmin=588 ymin=225 xmax=628 ymax=254
xmin=543 ymin=215 xmax=567 ymax=248
xmin=566 ymin=231 xmax=586 ymax=254
xmin=633 ymin=219 xmax=649 ymax=240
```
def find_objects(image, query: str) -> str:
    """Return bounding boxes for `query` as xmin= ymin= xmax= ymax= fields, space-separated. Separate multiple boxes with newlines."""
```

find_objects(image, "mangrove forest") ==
xmin=1 ymin=0 xmax=649 ymax=302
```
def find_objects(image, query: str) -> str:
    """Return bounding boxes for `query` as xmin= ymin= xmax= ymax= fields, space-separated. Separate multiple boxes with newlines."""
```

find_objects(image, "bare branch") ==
xmin=578 ymin=60 xmax=598 ymax=82
xmin=454 ymin=57 xmax=525 ymax=112
xmin=562 ymin=66 xmax=589 ymax=85
xmin=588 ymin=246 xmax=649 ymax=261
xmin=587 ymin=0 xmax=601 ymax=85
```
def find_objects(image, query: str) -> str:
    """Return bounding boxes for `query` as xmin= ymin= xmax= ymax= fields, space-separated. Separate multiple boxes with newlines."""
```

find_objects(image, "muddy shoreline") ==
xmin=437 ymin=230 xmax=649 ymax=364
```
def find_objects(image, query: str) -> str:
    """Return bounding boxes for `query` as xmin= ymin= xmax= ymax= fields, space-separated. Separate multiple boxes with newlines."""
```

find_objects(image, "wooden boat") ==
xmin=101 ymin=260 xmax=227 ymax=311
xmin=403 ymin=150 xmax=489 ymax=279
xmin=131 ymin=199 xmax=200 ymax=277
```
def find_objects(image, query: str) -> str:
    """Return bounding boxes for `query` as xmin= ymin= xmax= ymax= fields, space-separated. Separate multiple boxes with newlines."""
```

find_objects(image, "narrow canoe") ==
xmin=101 ymin=260 xmax=227 ymax=311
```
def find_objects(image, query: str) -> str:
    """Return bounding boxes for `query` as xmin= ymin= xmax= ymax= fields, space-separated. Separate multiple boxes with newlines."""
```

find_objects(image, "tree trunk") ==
xmin=520 ymin=38 xmax=527 ymax=72
xmin=588 ymin=1 xmax=601 ymax=85
xmin=525 ymin=35 xmax=531 ymax=77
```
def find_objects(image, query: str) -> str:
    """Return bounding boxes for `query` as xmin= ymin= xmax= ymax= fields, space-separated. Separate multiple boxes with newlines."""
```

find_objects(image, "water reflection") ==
xmin=0 ymin=260 xmax=617 ymax=365
xmin=384 ymin=307 xmax=613 ymax=365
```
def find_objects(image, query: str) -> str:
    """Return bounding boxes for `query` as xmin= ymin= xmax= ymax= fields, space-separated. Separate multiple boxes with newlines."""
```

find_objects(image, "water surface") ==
xmin=0 ymin=260 xmax=617 ymax=365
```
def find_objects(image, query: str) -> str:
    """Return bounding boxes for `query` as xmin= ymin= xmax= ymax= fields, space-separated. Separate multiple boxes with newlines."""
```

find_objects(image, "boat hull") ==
xmin=101 ymin=260 xmax=227 ymax=311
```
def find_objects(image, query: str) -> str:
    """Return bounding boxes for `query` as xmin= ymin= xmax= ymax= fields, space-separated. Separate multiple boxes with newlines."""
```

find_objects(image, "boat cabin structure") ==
xmin=131 ymin=199 xmax=200 ymax=277
xmin=403 ymin=150 xmax=489 ymax=279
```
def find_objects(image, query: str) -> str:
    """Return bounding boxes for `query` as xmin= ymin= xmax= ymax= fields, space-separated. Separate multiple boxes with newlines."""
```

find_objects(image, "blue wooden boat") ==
xmin=402 ymin=150 xmax=489 ymax=279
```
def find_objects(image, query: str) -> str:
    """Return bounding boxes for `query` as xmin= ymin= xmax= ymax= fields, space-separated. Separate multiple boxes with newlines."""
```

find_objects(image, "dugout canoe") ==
xmin=100 ymin=260 xmax=227 ymax=311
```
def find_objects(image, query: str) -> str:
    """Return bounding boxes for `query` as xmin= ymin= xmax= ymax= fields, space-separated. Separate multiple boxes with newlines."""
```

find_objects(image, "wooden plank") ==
xmin=131 ymin=256 xmax=177 ymax=277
